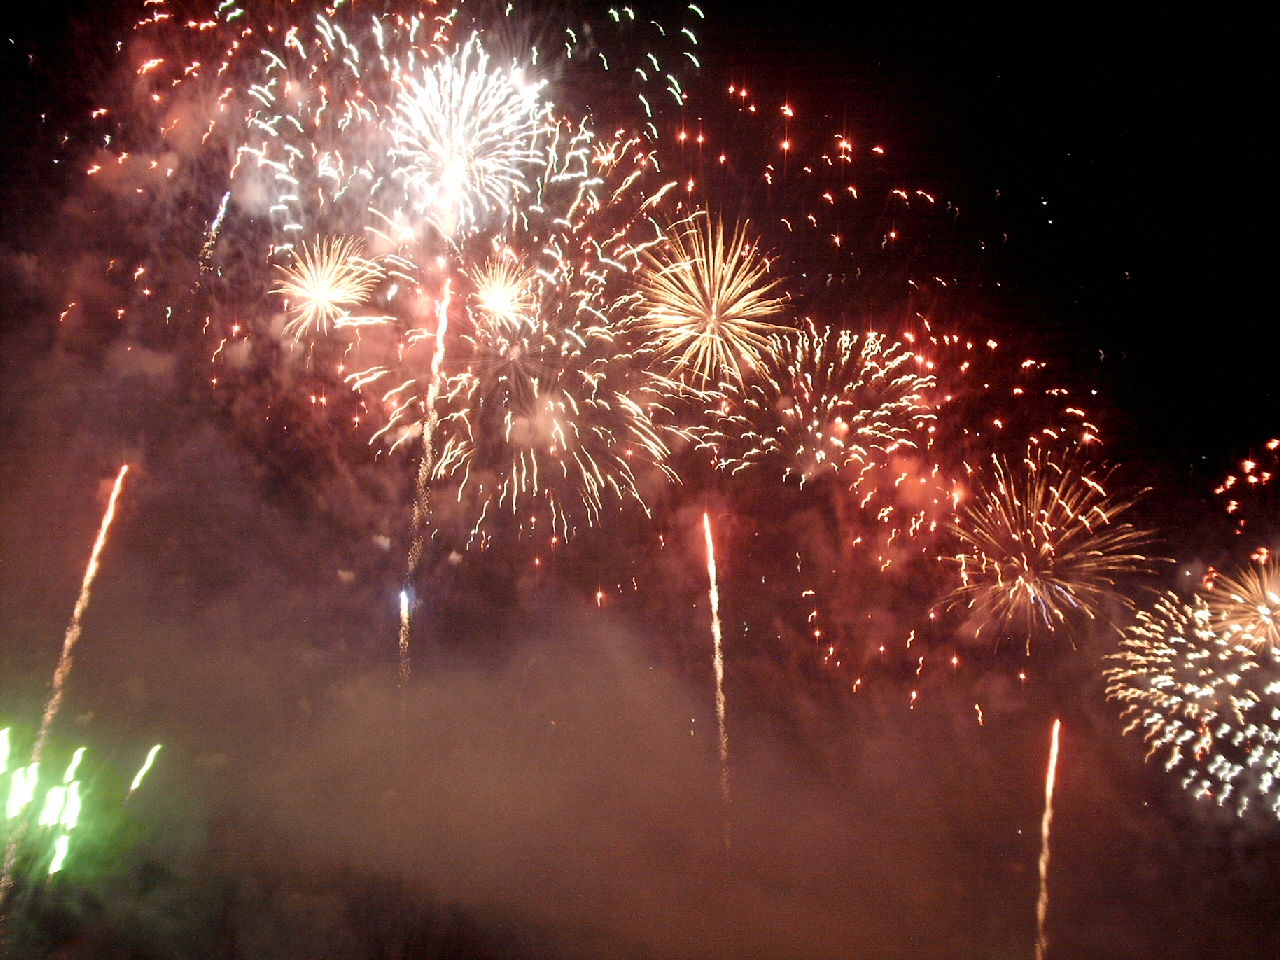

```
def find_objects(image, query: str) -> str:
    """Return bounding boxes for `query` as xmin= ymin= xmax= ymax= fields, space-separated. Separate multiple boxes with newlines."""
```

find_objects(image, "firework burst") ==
xmin=467 ymin=255 xmax=538 ymax=333
xmin=1106 ymin=592 xmax=1280 ymax=819
xmin=344 ymin=121 xmax=683 ymax=544
xmin=635 ymin=215 xmax=787 ymax=386
xmin=390 ymin=33 xmax=551 ymax=240
xmin=1205 ymin=559 xmax=1280 ymax=650
xmin=433 ymin=257 xmax=675 ymax=543
xmin=273 ymin=237 xmax=385 ymax=340
xmin=941 ymin=445 xmax=1155 ymax=646
xmin=708 ymin=320 xmax=936 ymax=486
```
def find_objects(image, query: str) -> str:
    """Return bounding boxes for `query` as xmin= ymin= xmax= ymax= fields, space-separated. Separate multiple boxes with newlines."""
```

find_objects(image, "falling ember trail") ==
xmin=2 ymin=465 xmax=129 ymax=918
xmin=703 ymin=512 xmax=730 ymax=846
xmin=399 ymin=281 xmax=451 ymax=687
xmin=1035 ymin=718 xmax=1062 ymax=960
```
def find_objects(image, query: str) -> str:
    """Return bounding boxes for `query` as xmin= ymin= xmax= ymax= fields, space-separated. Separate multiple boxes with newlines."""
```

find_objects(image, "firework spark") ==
xmin=432 ymin=276 xmax=675 ymax=542
xmin=467 ymin=255 xmax=537 ymax=333
xmin=31 ymin=465 xmax=130 ymax=766
xmin=272 ymin=237 xmax=384 ymax=341
xmin=352 ymin=122 xmax=683 ymax=544
xmin=128 ymin=745 xmax=163 ymax=796
xmin=1205 ymin=560 xmax=1280 ymax=651
xmin=1035 ymin=717 xmax=1061 ymax=960
xmin=1106 ymin=592 xmax=1280 ymax=819
xmin=2 ymin=730 xmax=162 ymax=905
xmin=636 ymin=215 xmax=787 ymax=386
xmin=1214 ymin=438 xmax=1278 ymax=563
xmin=941 ymin=446 xmax=1154 ymax=647
xmin=703 ymin=511 xmax=730 ymax=846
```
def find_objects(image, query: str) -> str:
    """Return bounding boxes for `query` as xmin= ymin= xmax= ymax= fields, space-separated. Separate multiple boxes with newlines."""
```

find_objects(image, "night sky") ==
xmin=2 ymin=3 xmax=1277 ymax=959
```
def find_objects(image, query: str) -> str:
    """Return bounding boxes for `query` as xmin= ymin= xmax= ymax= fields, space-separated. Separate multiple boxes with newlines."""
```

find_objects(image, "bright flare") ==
xmin=390 ymin=34 xmax=550 ymax=238
xmin=272 ymin=236 xmax=384 ymax=341
xmin=1205 ymin=559 xmax=1280 ymax=650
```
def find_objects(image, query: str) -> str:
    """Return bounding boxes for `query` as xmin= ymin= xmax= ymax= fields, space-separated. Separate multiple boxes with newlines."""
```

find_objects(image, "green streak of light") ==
xmin=61 ymin=781 xmax=82 ymax=830
xmin=6 ymin=763 xmax=39 ymax=819
xmin=1 ymin=727 xmax=9 ymax=774
xmin=48 ymin=833 xmax=70 ymax=874
xmin=63 ymin=746 xmax=86 ymax=782
xmin=38 ymin=785 xmax=67 ymax=826
xmin=130 ymin=745 xmax=162 ymax=793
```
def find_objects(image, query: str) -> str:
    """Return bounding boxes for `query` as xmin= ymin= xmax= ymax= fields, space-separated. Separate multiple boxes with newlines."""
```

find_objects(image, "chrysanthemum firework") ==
xmin=433 ymin=290 xmax=674 ymax=543
xmin=634 ymin=215 xmax=787 ymax=387
xmin=272 ymin=236 xmax=385 ymax=340
xmin=1105 ymin=592 xmax=1280 ymax=819
xmin=346 ymin=121 xmax=680 ymax=541
xmin=940 ymin=444 xmax=1156 ymax=645
xmin=390 ymin=34 xmax=552 ymax=240
xmin=707 ymin=320 xmax=935 ymax=486
xmin=1205 ymin=559 xmax=1280 ymax=651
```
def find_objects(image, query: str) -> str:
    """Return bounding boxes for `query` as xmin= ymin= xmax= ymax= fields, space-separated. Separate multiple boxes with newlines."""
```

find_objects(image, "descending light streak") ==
xmin=47 ymin=835 xmax=71 ymax=876
xmin=703 ymin=512 xmax=730 ymax=844
xmin=1036 ymin=718 xmax=1062 ymax=960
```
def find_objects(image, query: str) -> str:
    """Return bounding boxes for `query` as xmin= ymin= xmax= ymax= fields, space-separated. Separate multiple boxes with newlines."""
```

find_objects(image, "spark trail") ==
xmin=703 ymin=511 xmax=730 ymax=845
xmin=32 ymin=464 xmax=129 ymax=765
xmin=1035 ymin=717 xmax=1062 ymax=960
xmin=2 ymin=465 xmax=129 ymax=911
xmin=399 ymin=281 xmax=452 ymax=686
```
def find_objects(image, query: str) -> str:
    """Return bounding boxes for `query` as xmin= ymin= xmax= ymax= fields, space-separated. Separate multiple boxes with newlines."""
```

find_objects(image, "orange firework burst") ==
xmin=635 ymin=214 xmax=787 ymax=386
xmin=272 ymin=236 xmax=384 ymax=340
xmin=942 ymin=445 xmax=1156 ymax=646
xmin=1205 ymin=559 xmax=1280 ymax=650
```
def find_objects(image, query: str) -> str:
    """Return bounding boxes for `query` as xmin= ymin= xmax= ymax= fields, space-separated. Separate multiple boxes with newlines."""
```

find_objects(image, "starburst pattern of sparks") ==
xmin=1205 ymin=559 xmax=1280 ymax=651
xmin=635 ymin=215 xmax=787 ymax=386
xmin=272 ymin=236 xmax=385 ymax=340
xmin=389 ymin=34 xmax=551 ymax=239
xmin=1106 ymin=593 xmax=1280 ymax=819
xmin=467 ymin=255 xmax=538 ymax=333
xmin=338 ymin=120 xmax=681 ymax=542
xmin=941 ymin=445 xmax=1155 ymax=645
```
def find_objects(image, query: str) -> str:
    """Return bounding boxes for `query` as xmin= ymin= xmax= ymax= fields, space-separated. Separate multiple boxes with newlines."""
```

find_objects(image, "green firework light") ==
xmin=2 ymin=727 xmax=162 ymax=877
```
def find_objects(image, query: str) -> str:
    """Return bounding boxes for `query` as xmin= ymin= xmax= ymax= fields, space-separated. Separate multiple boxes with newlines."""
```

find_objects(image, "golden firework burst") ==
xmin=1205 ymin=559 xmax=1280 ymax=650
xmin=272 ymin=236 xmax=383 ymax=340
xmin=635 ymin=215 xmax=787 ymax=386
xmin=942 ymin=444 xmax=1156 ymax=645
